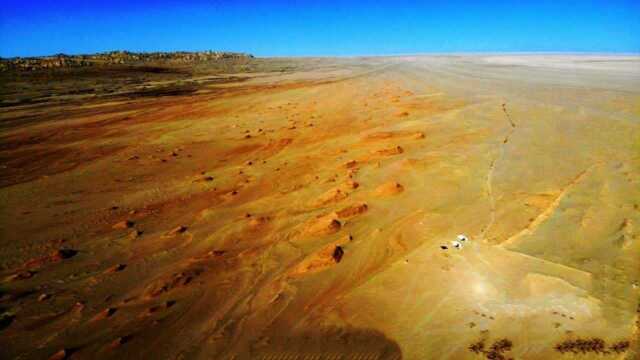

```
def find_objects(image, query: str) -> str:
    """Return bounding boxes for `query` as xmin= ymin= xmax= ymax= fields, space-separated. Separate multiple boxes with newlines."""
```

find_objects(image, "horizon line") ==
xmin=3 ymin=50 xmax=640 ymax=60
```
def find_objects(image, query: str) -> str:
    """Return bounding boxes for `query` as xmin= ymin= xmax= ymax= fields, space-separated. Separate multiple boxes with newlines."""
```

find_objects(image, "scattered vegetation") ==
xmin=554 ymin=337 xmax=630 ymax=355
xmin=468 ymin=338 xmax=514 ymax=360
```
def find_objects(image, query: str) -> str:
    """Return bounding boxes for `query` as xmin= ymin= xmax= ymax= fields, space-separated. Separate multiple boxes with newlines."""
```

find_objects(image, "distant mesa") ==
xmin=0 ymin=50 xmax=254 ymax=72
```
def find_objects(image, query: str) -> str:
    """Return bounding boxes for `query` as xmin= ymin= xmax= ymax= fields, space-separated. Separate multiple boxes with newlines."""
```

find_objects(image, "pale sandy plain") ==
xmin=1 ymin=55 xmax=639 ymax=359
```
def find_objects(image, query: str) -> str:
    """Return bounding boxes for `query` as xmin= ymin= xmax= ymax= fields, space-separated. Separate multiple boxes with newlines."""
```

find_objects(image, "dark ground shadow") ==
xmin=239 ymin=326 xmax=402 ymax=360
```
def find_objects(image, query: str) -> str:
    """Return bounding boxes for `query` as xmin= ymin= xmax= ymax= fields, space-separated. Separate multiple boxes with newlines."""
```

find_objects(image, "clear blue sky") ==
xmin=1 ymin=0 xmax=638 ymax=57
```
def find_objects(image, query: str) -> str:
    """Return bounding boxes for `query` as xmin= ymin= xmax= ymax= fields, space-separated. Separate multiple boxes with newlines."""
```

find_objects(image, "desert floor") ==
xmin=1 ymin=55 xmax=639 ymax=359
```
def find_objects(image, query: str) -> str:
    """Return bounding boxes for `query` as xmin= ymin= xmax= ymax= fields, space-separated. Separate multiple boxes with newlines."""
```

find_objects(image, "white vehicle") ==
xmin=457 ymin=234 xmax=469 ymax=242
xmin=451 ymin=240 xmax=463 ymax=249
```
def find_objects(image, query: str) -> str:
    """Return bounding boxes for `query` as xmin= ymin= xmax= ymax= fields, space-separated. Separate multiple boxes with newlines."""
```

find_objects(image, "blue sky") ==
xmin=1 ymin=0 xmax=638 ymax=57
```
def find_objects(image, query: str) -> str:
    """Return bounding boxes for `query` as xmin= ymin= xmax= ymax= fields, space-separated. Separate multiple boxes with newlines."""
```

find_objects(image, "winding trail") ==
xmin=479 ymin=102 xmax=517 ymax=243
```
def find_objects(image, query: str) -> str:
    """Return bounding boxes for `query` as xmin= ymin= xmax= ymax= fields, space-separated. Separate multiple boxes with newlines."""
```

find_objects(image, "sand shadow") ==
xmin=241 ymin=326 xmax=402 ymax=360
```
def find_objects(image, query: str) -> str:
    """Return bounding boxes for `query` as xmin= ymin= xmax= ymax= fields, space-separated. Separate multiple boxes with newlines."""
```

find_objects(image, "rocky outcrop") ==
xmin=0 ymin=51 xmax=254 ymax=71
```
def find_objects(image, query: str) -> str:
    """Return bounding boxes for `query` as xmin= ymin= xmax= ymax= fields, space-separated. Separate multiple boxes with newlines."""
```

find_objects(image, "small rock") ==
xmin=8 ymin=271 xmax=36 ymax=282
xmin=147 ymin=306 xmax=161 ymax=315
xmin=336 ymin=203 xmax=368 ymax=219
xmin=332 ymin=246 xmax=344 ymax=263
xmin=102 ymin=307 xmax=117 ymax=318
xmin=413 ymin=132 xmax=425 ymax=139
xmin=375 ymin=181 xmax=404 ymax=196
xmin=249 ymin=216 xmax=270 ymax=227
xmin=376 ymin=145 xmax=404 ymax=156
xmin=344 ymin=160 xmax=358 ymax=169
xmin=344 ymin=180 xmax=359 ymax=189
xmin=306 ymin=217 xmax=342 ymax=236
xmin=48 ymin=348 xmax=75 ymax=360
xmin=73 ymin=302 xmax=85 ymax=311
xmin=167 ymin=226 xmax=187 ymax=236
xmin=113 ymin=220 xmax=135 ymax=229
xmin=106 ymin=264 xmax=126 ymax=273
xmin=0 ymin=312 xmax=15 ymax=330
xmin=110 ymin=335 xmax=132 ymax=348
xmin=52 ymin=248 xmax=77 ymax=260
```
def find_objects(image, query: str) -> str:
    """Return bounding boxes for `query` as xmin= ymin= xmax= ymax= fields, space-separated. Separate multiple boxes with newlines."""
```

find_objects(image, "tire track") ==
xmin=502 ymin=102 xmax=516 ymax=128
xmin=500 ymin=165 xmax=594 ymax=248
xmin=479 ymin=102 xmax=517 ymax=243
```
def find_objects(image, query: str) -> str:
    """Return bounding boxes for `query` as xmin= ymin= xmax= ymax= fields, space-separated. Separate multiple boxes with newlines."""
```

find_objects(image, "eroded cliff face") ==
xmin=0 ymin=55 xmax=639 ymax=360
